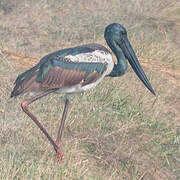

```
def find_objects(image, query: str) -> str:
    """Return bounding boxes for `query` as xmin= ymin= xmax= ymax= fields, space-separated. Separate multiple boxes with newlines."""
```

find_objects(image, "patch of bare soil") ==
xmin=141 ymin=58 xmax=180 ymax=88
xmin=141 ymin=58 xmax=180 ymax=125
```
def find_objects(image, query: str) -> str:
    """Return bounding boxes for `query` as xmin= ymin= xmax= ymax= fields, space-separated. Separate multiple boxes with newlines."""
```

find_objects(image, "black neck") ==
xmin=107 ymin=41 xmax=128 ymax=77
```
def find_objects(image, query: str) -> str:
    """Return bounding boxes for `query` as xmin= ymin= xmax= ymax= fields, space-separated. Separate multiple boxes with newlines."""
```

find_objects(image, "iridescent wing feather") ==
xmin=11 ymin=44 xmax=111 ymax=97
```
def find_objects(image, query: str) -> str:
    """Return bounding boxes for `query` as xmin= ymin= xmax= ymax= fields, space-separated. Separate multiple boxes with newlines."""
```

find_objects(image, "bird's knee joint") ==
xmin=21 ymin=101 xmax=28 ymax=109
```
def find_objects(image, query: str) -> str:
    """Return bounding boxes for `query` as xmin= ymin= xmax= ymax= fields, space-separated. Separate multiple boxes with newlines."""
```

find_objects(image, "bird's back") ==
xmin=11 ymin=44 xmax=114 ymax=97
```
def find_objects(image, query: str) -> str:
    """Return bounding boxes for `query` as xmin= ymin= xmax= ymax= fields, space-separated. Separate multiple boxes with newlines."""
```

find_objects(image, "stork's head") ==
xmin=105 ymin=23 xmax=155 ymax=95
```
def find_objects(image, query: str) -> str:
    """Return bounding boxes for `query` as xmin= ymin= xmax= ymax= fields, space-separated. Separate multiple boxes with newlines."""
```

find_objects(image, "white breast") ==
xmin=55 ymin=50 xmax=114 ymax=94
xmin=65 ymin=50 xmax=114 ymax=76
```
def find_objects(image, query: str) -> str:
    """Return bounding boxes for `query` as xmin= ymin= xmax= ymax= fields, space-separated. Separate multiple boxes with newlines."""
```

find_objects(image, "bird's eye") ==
xmin=123 ymin=30 xmax=127 ymax=35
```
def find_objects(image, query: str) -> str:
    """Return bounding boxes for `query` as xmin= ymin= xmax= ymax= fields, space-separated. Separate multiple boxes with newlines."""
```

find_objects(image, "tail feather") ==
xmin=14 ymin=64 xmax=39 ymax=85
xmin=11 ymin=69 xmax=40 ymax=97
xmin=11 ymin=55 xmax=53 ymax=97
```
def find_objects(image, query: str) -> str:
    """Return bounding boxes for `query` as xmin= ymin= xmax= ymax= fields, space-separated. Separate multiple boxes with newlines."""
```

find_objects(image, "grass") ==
xmin=0 ymin=0 xmax=180 ymax=179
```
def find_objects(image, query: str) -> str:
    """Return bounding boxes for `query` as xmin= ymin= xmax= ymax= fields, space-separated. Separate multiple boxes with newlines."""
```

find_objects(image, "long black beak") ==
xmin=119 ymin=36 xmax=155 ymax=95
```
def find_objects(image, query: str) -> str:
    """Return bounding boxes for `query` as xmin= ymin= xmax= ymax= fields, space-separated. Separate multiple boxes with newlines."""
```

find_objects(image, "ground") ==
xmin=0 ymin=0 xmax=180 ymax=179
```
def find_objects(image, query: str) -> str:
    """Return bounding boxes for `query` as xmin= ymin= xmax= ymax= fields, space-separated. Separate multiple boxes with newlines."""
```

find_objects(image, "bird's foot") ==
xmin=56 ymin=151 xmax=63 ymax=163
xmin=55 ymin=140 xmax=63 ymax=163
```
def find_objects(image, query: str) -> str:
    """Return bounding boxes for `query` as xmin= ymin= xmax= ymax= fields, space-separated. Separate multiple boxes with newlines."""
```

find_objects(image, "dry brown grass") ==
xmin=0 ymin=0 xmax=180 ymax=179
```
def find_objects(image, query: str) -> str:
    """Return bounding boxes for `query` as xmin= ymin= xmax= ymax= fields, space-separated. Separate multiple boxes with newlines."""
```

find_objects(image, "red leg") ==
xmin=55 ymin=98 xmax=70 ymax=162
xmin=21 ymin=89 xmax=59 ymax=154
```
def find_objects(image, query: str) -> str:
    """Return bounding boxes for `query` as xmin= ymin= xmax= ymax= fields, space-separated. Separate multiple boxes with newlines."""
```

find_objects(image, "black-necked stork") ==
xmin=11 ymin=23 xmax=155 ymax=162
